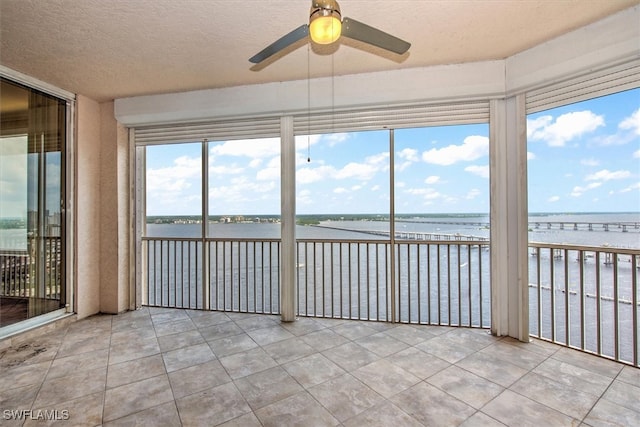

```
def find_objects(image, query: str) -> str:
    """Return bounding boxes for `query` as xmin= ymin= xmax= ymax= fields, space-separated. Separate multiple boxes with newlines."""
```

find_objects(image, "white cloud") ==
xmin=466 ymin=189 xmax=481 ymax=199
xmin=405 ymin=188 xmax=441 ymax=200
xmin=527 ymin=152 xmax=536 ymax=160
xmin=398 ymin=148 xmax=419 ymax=162
xmin=465 ymin=165 xmax=490 ymax=179
xmin=323 ymin=133 xmax=350 ymax=147
xmin=527 ymin=116 xmax=552 ymax=139
xmin=296 ymin=165 xmax=336 ymax=184
xmin=256 ymin=156 xmax=280 ymax=181
xmin=371 ymin=185 xmax=381 ymax=191
xmin=548 ymin=196 xmax=560 ymax=203
xmin=333 ymin=187 xmax=347 ymax=194
xmin=580 ymin=158 xmax=599 ymax=166
xmin=619 ymin=108 xmax=640 ymax=135
xmin=210 ymin=138 xmax=280 ymax=158
xmin=335 ymin=152 xmax=389 ymax=181
xmin=424 ymin=175 xmax=440 ymax=184
xmin=351 ymin=185 xmax=362 ymax=191
xmin=528 ymin=111 xmax=604 ymax=147
xmin=295 ymin=134 xmax=322 ymax=152
xmin=620 ymin=182 xmax=640 ymax=193
xmin=571 ymin=182 xmax=602 ymax=197
xmin=585 ymin=169 xmax=631 ymax=181
xmin=249 ymin=159 xmax=263 ymax=168
xmin=147 ymin=155 xmax=200 ymax=193
xmin=633 ymin=149 xmax=640 ymax=159
xmin=209 ymin=164 xmax=244 ymax=175
xmin=422 ymin=135 xmax=489 ymax=165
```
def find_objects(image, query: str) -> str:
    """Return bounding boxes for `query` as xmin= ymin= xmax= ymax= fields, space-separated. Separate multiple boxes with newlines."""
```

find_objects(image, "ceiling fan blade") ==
xmin=341 ymin=17 xmax=410 ymax=55
xmin=249 ymin=24 xmax=309 ymax=64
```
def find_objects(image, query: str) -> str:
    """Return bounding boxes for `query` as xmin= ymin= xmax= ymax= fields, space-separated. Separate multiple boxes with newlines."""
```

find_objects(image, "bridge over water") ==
xmin=394 ymin=219 xmax=639 ymax=232
xmin=314 ymin=225 xmax=489 ymax=242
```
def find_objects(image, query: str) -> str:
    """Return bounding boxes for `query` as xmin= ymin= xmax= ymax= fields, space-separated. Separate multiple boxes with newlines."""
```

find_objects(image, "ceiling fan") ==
xmin=249 ymin=0 xmax=411 ymax=64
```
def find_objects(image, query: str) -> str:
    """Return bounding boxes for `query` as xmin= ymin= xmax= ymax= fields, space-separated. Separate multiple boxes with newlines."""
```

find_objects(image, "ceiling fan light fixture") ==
xmin=309 ymin=0 xmax=342 ymax=44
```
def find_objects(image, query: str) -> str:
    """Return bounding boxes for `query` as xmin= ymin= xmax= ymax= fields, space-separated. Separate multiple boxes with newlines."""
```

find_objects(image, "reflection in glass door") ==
xmin=0 ymin=78 xmax=66 ymax=327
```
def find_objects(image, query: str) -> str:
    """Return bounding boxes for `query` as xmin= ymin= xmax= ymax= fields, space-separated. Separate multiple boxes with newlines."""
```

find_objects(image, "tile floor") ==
xmin=0 ymin=307 xmax=638 ymax=426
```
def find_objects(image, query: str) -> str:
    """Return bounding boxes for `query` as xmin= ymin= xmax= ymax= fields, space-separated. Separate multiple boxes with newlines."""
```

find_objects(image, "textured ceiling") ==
xmin=1 ymin=0 xmax=638 ymax=102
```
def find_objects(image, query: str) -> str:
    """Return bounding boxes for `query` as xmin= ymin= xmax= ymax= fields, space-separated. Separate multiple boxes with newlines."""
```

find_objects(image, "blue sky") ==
xmin=145 ymin=88 xmax=639 ymax=216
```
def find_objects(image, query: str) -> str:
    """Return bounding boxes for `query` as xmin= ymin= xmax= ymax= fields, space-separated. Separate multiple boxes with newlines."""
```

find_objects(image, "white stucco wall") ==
xmin=75 ymin=95 xmax=102 ymax=319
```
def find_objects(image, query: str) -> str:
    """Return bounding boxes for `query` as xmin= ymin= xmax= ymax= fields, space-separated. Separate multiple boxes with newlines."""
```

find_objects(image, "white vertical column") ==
xmin=202 ymin=139 xmax=210 ymax=310
xmin=490 ymin=95 xmax=529 ymax=341
xmin=280 ymin=116 xmax=297 ymax=322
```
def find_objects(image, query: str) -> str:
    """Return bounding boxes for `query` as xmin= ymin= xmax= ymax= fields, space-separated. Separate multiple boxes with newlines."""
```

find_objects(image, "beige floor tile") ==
xmin=33 ymin=366 xmax=107 ymax=408
xmin=218 ymin=412 xmax=263 ymax=427
xmin=482 ymin=389 xmax=577 ymax=427
xmin=47 ymin=347 xmax=109 ymax=379
xmin=618 ymin=365 xmax=640 ymax=387
xmin=383 ymin=324 xmax=437 ymax=346
xmin=459 ymin=412 xmax=507 ymax=426
xmin=352 ymin=359 xmax=420 ymax=398
xmin=533 ymin=357 xmax=613 ymax=396
xmin=26 ymin=391 xmax=104 ymax=427
xmin=331 ymin=322 xmax=378 ymax=340
xmin=234 ymin=315 xmax=278 ymax=332
xmin=0 ymin=384 xmax=39 ymax=413
xmin=0 ymin=360 xmax=50 ymax=391
xmin=510 ymin=371 xmax=600 ymax=419
xmin=186 ymin=310 xmax=231 ymax=328
xmin=153 ymin=317 xmax=196 ymax=337
xmin=480 ymin=339 xmax=548 ymax=370
xmin=308 ymin=373 xmax=385 ymax=422
xmin=150 ymin=309 xmax=190 ymax=325
xmin=176 ymin=382 xmax=251 ymax=427
xmin=161 ymin=342 xmax=215 ymax=373
xmin=103 ymin=401 xmax=181 ymax=427
xmin=355 ymin=331 xmax=409 ymax=357
xmin=322 ymin=341 xmax=380 ymax=371
xmin=103 ymin=374 xmax=174 ymax=422
xmin=246 ymin=325 xmax=295 ymax=346
xmin=583 ymin=397 xmax=640 ymax=427
xmin=279 ymin=317 xmax=325 ymax=336
xmin=208 ymin=333 xmax=257 ymax=358
xmin=168 ymin=359 xmax=231 ymax=399
xmin=56 ymin=333 xmax=111 ymax=358
xmin=254 ymin=391 xmax=339 ymax=427
xmin=199 ymin=321 xmax=243 ymax=342
xmin=602 ymin=379 xmax=640 ymax=413
xmin=391 ymin=381 xmax=476 ymax=426
xmin=108 ymin=335 xmax=160 ymax=365
xmin=415 ymin=334 xmax=479 ymax=363
xmin=106 ymin=354 xmax=166 ymax=389
xmin=552 ymin=347 xmax=624 ymax=379
xmin=2 ymin=310 xmax=635 ymax=427
xmin=261 ymin=336 xmax=315 ymax=364
xmin=157 ymin=329 xmax=205 ymax=352
xmin=342 ymin=401 xmax=423 ymax=427
xmin=457 ymin=351 xmax=528 ymax=387
xmin=299 ymin=328 xmax=349 ymax=351
xmin=218 ymin=347 xmax=278 ymax=379
xmin=386 ymin=346 xmax=450 ymax=379
xmin=234 ymin=366 xmax=303 ymax=410
xmin=428 ymin=365 xmax=504 ymax=409
xmin=282 ymin=353 xmax=345 ymax=388
xmin=0 ymin=336 xmax=60 ymax=369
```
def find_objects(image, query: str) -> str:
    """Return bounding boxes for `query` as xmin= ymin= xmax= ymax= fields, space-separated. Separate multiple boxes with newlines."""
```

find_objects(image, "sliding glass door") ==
xmin=0 ymin=78 xmax=66 ymax=327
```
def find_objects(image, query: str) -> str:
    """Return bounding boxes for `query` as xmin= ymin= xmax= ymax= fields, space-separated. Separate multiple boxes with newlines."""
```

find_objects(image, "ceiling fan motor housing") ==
xmin=309 ymin=0 xmax=343 ymax=44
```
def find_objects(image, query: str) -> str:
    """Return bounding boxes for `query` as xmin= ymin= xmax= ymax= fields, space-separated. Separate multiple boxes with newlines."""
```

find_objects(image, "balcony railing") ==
xmin=0 ymin=236 xmax=62 ymax=299
xmin=528 ymin=242 xmax=639 ymax=367
xmin=141 ymin=236 xmax=639 ymax=367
